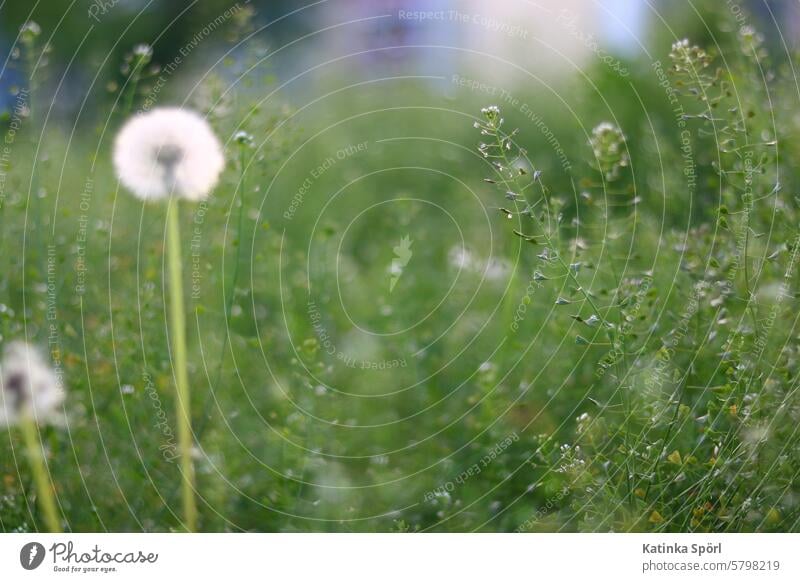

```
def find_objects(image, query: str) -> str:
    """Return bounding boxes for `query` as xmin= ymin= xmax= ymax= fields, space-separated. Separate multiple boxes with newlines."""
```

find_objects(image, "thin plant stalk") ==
xmin=119 ymin=45 xmax=152 ymax=118
xmin=22 ymin=30 xmax=45 ymax=276
xmin=166 ymin=199 xmax=198 ymax=532
xmin=19 ymin=415 xmax=61 ymax=532
xmin=484 ymin=120 xmax=614 ymax=341
xmin=197 ymin=142 xmax=248 ymax=439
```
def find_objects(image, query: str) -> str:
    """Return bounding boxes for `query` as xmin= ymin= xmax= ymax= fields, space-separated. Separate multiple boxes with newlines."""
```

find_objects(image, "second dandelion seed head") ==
xmin=0 ymin=342 xmax=64 ymax=426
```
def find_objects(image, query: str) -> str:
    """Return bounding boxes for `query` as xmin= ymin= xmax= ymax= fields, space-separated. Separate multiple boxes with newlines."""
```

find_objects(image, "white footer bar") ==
xmin=1 ymin=533 xmax=797 ymax=581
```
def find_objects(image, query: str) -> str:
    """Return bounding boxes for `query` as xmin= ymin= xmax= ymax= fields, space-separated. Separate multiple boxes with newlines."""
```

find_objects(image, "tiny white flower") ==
xmin=132 ymin=43 xmax=153 ymax=59
xmin=671 ymin=38 xmax=690 ymax=52
xmin=19 ymin=20 xmax=41 ymax=38
xmin=233 ymin=130 xmax=254 ymax=146
xmin=0 ymin=342 xmax=64 ymax=426
xmin=113 ymin=107 xmax=225 ymax=202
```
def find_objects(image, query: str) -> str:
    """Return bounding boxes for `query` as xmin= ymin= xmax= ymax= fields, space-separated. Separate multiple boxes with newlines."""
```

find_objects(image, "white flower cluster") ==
xmin=589 ymin=121 xmax=629 ymax=180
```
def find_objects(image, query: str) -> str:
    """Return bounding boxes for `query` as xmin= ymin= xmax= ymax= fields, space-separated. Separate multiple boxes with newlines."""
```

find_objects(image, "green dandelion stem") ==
xmin=20 ymin=415 xmax=61 ymax=532
xmin=166 ymin=199 xmax=198 ymax=532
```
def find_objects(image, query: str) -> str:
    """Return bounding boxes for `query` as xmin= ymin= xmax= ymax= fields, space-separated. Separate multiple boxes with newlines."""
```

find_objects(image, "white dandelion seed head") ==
xmin=483 ymin=257 xmax=512 ymax=282
xmin=448 ymin=246 xmax=510 ymax=282
xmin=0 ymin=342 xmax=64 ymax=427
xmin=113 ymin=107 xmax=225 ymax=202
xmin=448 ymin=245 xmax=476 ymax=270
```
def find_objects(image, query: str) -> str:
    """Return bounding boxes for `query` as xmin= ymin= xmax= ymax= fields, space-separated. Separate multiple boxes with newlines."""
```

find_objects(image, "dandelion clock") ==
xmin=0 ymin=342 xmax=65 ymax=531
xmin=114 ymin=107 xmax=224 ymax=532
xmin=113 ymin=108 xmax=224 ymax=201
xmin=0 ymin=341 xmax=63 ymax=426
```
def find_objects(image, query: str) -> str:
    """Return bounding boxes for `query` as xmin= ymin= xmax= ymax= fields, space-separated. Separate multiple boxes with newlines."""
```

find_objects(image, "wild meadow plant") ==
xmin=9 ymin=21 xmax=50 ymax=273
xmin=474 ymin=26 xmax=800 ymax=532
